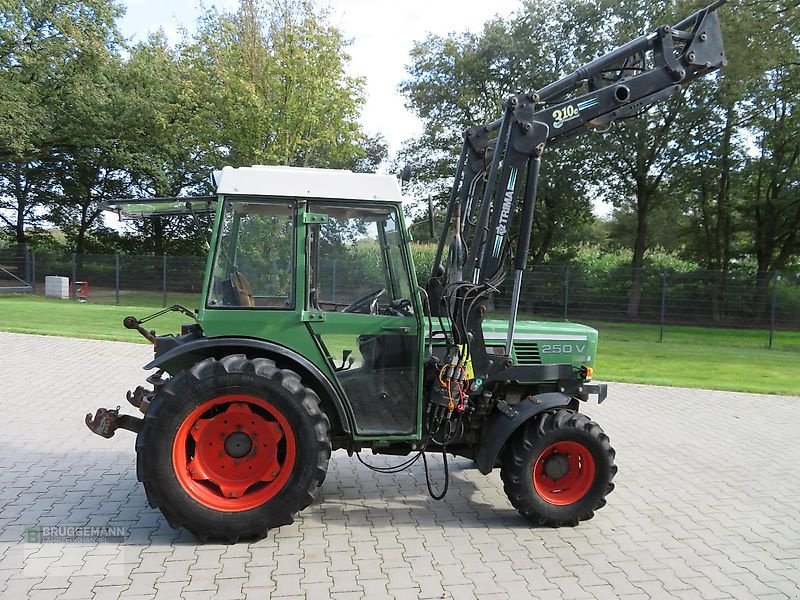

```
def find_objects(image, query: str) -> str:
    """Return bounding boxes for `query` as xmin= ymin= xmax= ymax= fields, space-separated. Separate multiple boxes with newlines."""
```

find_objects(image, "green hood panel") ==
xmin=482 ymin=318 xmax=597 ymax=338
xmin=482 ymin=318 xmax=599 ymax=368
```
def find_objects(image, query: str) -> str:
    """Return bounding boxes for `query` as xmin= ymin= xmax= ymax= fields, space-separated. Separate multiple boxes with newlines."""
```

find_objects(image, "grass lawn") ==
xmin=30 ymin=288 xmax=202 ymax=309
xmin=581 ymin=321 xmax=799 ymax=396
xmin=0 ymin=295 xmax=193 ymax=344
xmin=1 ymin=294 xmax=798 ymax=395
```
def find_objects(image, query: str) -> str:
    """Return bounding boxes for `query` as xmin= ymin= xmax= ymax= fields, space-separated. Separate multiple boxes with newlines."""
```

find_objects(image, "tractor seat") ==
xmin=230 ymin=271 xmax=255 ymax=307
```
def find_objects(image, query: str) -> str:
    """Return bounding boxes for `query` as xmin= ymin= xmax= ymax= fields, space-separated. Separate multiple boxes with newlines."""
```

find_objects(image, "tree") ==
xmin=581 ymin=0 xmax=723 ymax=316
xmin=734 ymin=2 xmax=800 ymax=309
xmin=595 ymin=88 xmax=706 ymax=316
xmin=399 ymin=0 xmax=603 ymax=263
xmin=111 ymin=34 xmax=215 ymax=255
xmin=180 ymin=0 xmax=380 ymax=170
xmin=673 ymin=0 xmax=800 ymax=318
xmin=0 ymin=0 xmax=122 ymax=247
xmin=1 ymin=0 xmax=383 ymax=255
xmin=41 ymin=16 xmax=126 ymax=256
xmin=0 ymin=161 xmax=50 ymax=246
xmin=747 ymin=67 xmax=800 ymax=301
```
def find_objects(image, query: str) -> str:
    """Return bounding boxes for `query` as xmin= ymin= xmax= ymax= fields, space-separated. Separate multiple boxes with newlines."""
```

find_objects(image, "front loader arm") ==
xmin=428 ymin=1 xmax=727 ymax=365
xmin=478 ymin=2 xmax=726 ymax=284
xmin=432 ymin=1 xmax=726 ymax=281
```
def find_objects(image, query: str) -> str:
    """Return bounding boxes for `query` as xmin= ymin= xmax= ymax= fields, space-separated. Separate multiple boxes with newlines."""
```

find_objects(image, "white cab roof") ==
xmin=214 ymin=165 xmax=402 ymax=202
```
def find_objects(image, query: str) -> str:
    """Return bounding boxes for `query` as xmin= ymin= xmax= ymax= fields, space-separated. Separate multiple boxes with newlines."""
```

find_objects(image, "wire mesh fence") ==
xmin=1 ymin=248 xmax=205 ymax=308
xmin=1 ymin=246 xmax=798 ymax=340
xmin=493 ymin=265 xmax=800 ymax=332
xmin=0 ymin=251 xmax=31 ymax=291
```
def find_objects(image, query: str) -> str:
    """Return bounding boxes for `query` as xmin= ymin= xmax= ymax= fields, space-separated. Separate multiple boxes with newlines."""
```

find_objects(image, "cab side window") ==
xmin=207 ymin=199 xmax=295 ymax=309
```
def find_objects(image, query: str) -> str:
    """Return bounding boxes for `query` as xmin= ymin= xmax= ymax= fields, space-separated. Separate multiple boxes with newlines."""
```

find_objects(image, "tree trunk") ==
xmin=712 ymin=105 xmax=735 ymax=324
xmin=75 ymin=225 xmax=87 ymax=271
xmin=14 ymin=203 xmax=26 ymax=244
xmin=532 ymin=221 xmax=554 ymax=266
xmin=12 ymin=163 xmax=27 ymax=245
xmin=153 ymin=217 xmax=165 ymax=255
xmin=627 ymin=181 xmax=649 ymax=318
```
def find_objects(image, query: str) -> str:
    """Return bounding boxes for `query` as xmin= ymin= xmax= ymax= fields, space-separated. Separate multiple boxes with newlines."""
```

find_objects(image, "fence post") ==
xmin=115 ymin=254 xmax=120 ymax=306
xmin=24 ymin=246 xmax=30 ymax=284
xmin=30 ymin=251 xmax=36 ymax=293
xmin=659 ymin=272 xmax=667 ymax=343
xmin=768 ymin=273 xmax=780 ymax=349
xmin=71 ymin=253 xmax=77 ymax=300
xmin=162 ymin=254 xmax=168 ymax=308
xmin=563 ymin=266 xmax=570 ymax=319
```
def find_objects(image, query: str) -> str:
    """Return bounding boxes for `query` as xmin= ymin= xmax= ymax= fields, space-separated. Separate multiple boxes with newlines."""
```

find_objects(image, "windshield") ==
xmin=308 ymin=203 xmax=413 ymax=315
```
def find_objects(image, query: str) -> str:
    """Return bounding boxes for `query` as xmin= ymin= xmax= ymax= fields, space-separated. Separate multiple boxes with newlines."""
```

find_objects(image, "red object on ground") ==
xmin=73 ymin=280 xmax=89 ymax=301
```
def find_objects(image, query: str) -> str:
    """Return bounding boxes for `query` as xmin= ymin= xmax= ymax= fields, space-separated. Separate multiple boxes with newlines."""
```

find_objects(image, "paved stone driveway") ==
xmin=0 ymin=331 xmax=798 ymax=600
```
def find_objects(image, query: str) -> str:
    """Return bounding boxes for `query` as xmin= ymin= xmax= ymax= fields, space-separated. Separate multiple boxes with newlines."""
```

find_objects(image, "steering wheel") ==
xmin=342 ymin=288 xmax=386 ymax=314
xmin=388 ymin=298 xmax=413 ymax=317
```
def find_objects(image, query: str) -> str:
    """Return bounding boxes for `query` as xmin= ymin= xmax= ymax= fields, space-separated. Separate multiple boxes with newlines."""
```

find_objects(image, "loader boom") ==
xmin=428 ymin=0 xmax=727 ymax=360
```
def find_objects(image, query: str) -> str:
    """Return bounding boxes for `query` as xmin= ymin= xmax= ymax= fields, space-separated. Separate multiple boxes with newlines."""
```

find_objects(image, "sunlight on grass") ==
xmin=0 ymin=295 xmax=192 ymax=344
xmin=580 ymin=320 xmax=799 ymax=396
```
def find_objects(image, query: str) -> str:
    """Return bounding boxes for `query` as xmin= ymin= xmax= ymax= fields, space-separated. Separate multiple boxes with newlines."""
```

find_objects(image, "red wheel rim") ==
xmin=532 ymin=441 xmax=595 ymax=506
xmin=172 ymin=394 xmax=296 ymax=512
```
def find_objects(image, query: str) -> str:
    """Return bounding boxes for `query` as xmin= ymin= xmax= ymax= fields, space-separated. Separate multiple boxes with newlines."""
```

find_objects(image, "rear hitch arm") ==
xmin=123 ymin=316 xmax=157 ymax=344
xmin=123 ymin=304 xmax=197 ymax=344
xmin=85 ymin=406 xmax=143 ymax=438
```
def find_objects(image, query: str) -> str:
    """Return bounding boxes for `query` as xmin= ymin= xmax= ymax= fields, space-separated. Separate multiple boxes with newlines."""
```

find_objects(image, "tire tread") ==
xmin=500 ymin=408 xmax=616 ymax=528
xmin=136 ymin=355 xmax=331 ymax=542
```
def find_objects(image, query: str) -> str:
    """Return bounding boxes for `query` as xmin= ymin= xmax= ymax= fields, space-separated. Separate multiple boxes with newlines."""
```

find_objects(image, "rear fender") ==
xmin=474 ymin=392 xmax=574 ymax=475
xmin=144 ymin=337 xmax=351 ymax=435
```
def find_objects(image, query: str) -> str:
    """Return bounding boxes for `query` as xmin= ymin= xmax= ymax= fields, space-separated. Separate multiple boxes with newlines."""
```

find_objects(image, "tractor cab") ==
xmin=197 ymin=166 xmax=425 ymax=440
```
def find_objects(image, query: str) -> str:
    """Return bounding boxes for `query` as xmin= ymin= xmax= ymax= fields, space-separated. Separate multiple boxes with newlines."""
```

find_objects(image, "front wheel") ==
xmin=136 ymin=355 xmax=331 ymax=542
xmin=501 ymin=409 xmax=616 ymax=527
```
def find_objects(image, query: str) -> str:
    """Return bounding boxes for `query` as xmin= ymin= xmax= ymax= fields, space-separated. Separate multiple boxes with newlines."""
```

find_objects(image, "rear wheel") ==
xmin=501 ymin=409 xmax=616 ymax=527
xmin=136 ymin=355 xmax=331 ymax=542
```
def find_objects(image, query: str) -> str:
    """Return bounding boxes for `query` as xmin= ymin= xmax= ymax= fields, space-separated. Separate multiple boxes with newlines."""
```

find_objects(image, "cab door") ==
xmin=304 ymin=202 xmax=422 ymax=437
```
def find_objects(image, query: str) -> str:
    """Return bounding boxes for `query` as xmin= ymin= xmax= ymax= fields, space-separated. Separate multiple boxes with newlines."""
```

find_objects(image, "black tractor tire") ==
xmin=500 ymin=408 xmax=616 ymax=527
xmin=136 ymin=354 xmax=331 ymax=542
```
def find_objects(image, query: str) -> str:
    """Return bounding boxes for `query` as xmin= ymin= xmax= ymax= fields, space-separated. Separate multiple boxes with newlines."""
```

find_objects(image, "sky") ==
xmin=118 ymin=0 xmax=522 ymax=161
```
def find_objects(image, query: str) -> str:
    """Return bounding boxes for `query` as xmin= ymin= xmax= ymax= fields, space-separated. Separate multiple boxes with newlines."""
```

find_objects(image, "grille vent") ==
xmin=513 ymin=341 xmax=541 ymax=365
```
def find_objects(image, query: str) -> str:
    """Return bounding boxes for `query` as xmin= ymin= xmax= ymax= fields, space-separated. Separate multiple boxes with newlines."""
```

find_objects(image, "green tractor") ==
xmin=87 ymin=3 xmax=726 ymax=542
